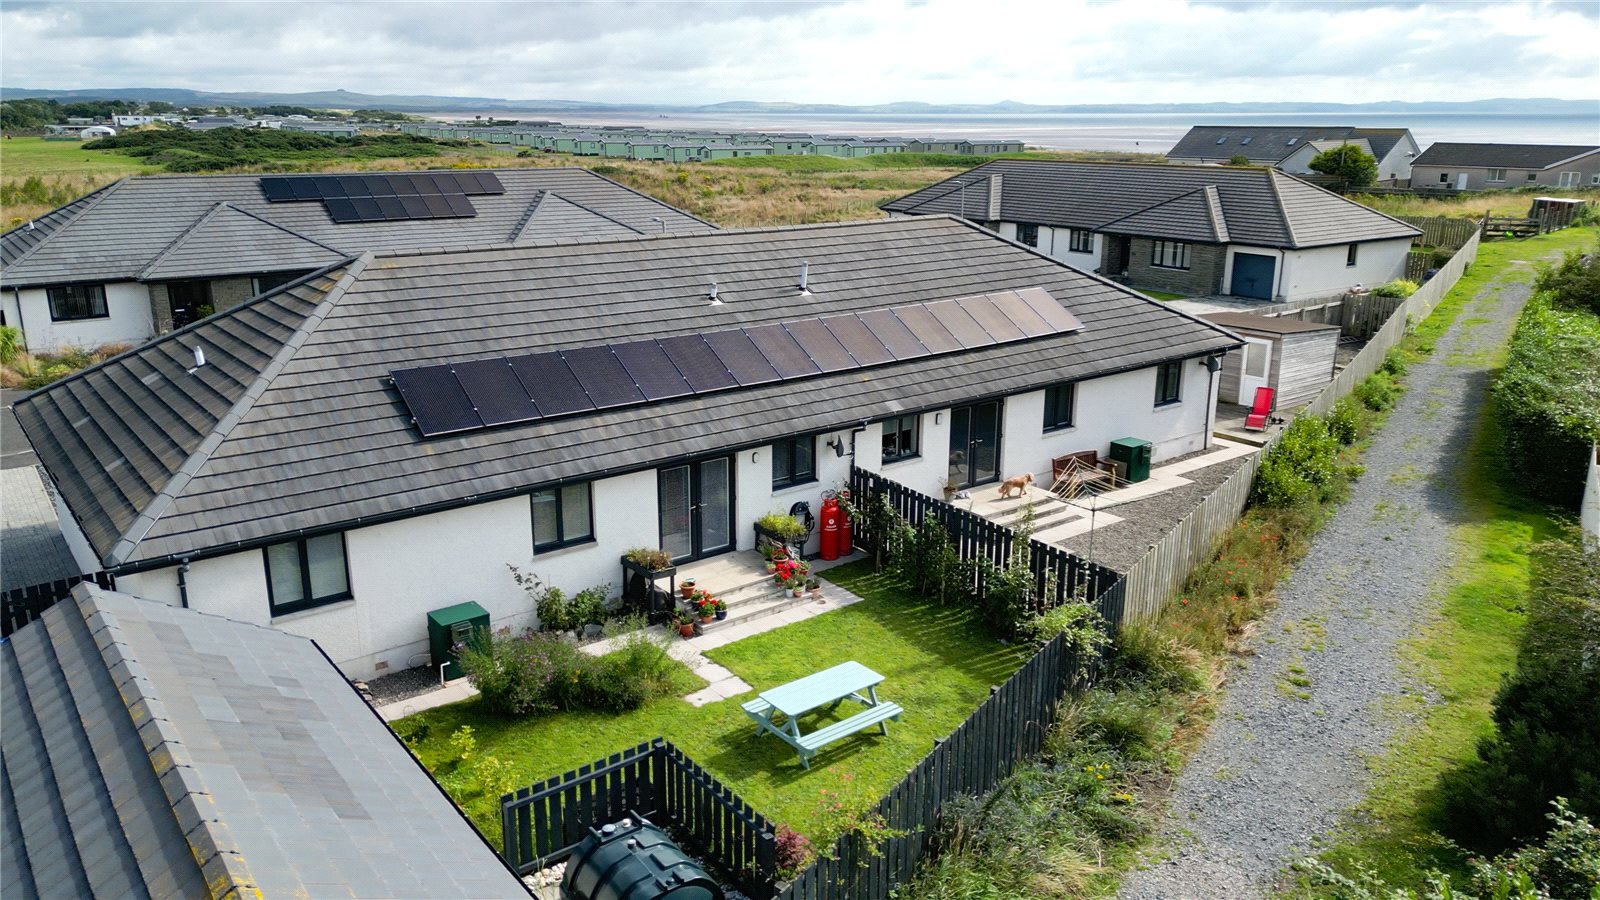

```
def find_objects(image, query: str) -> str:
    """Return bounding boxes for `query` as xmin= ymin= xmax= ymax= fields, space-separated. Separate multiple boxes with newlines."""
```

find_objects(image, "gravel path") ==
xmin=1120 ymin=267 xmax=1536 ymax=899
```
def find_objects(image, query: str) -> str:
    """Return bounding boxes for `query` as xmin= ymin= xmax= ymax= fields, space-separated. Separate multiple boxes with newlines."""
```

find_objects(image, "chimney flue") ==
xmin=708 ymin=280 xmax=722 ymax=305
xmin=798 ymin=261 xmax=810 ymax=295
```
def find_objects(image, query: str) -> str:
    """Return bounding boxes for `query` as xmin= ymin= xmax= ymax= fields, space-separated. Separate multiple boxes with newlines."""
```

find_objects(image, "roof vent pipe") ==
xmin=186 ymin=346 xmax=207 ymax=374
xmin=708 ymin=280 xmax=722 ymax=305
xmin=798 ymin=261 xmax=810 ymax=295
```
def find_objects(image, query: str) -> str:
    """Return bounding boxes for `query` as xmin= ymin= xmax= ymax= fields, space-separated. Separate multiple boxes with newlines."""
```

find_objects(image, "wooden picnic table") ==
xmin=742 ymin=661 xmax=903 ymax=769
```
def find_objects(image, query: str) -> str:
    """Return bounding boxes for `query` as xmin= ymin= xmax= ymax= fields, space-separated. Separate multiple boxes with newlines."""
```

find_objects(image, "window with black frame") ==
xmin=46 ymin=284 xmax=109 ymax=321
xmin=1069 ymin=229 xmax=1094 ymax=253
xmin=1151 ymin=240 xmax=1191 ymax=270
xmin=1155 ymin=361 xmax=1183 ymax=406
xmin=881 ymin=414 xmax=920 ymax=463
xmin=772 ymin=434 xmax=816 ymax=490
xmin=1017 ymin=223 xmax=1040 ymax=247
xmin=1043 ymin=382 xmax=1077 ymax=431
xmin=264 ymin=533 xmax=351 ymax=616
xmin=531 ymin=483 xmax=593 ymax=552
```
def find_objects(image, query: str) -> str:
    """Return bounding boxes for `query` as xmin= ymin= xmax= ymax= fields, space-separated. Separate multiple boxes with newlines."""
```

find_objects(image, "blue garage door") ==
xmin=1231 ymin=253 xmax=1276 ymax=300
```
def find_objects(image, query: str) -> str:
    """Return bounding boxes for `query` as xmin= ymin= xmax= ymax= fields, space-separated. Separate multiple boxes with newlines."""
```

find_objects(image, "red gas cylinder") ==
xmin=839 ymin=489 xmax=854 ymax=555
xmin=819 ymin=495 xmax=841 ymax=561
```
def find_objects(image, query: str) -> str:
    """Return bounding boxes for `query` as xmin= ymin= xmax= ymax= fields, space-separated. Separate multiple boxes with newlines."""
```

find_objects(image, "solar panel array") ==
xmin=391 ymin=288 xmax=1083 ymax=437
xmin=258 ymin=172 xmax=506 ymax=223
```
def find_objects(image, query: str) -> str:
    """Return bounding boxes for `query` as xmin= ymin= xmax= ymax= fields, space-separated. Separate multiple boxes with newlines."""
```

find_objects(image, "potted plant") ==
xmin=674 ymin=608 xmax=696 ymax=638
xmin=679 ymin=577 xmax=697 ymax=600
xmin=940 ymin=476 xmax=960 ymax=502
xmin=771 ymin=556 xmax=808 ymax=588
xmin=696 ymin=593 xmax=728 ymax=621
xmin=789 ymin=577 xmax=805 ymax=598
xmin=806 ymin=577 xmax=821 ymax=599
xmin=690 ymin=589 xmax=717 ymax=623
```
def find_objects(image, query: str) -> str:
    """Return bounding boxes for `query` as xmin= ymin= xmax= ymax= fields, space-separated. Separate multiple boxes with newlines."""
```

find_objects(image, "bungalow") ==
xmin=17 ymin=216 xmax=1240 ymax=679
xmin=1167 ymin=125 xmax=1421 ymax=184
xmin=882 ymin=160 xmax=1421 ymax=302
xmin=1410 ymin=142 xmax=1600 ymax=191
xmin=2 ymin=584 xmax=525 ymax=898
xmin=0 ymin=167 xmax=713 ymax=352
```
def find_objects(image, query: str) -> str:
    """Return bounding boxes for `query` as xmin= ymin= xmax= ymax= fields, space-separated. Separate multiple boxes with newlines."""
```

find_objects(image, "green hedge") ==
xmin=1491 ymin=296 xmax=1600 ymax=507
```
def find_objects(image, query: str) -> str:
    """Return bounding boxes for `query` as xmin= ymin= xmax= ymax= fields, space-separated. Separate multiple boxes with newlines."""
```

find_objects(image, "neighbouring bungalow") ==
xmin=17 ymin=216 xmax=1241 ymax=679
xmin=882 ymin=160 xmax=1421 ymax=302
xmin=1167 ymin=125 xmax=1421 ymax=184
xmin=0 ymin=168 xmax=713 ymax=352
xmin=1410 ymin=142 xmax=1600 ymax=191
xmin=1 ymin=583 xmax=526 ymax=899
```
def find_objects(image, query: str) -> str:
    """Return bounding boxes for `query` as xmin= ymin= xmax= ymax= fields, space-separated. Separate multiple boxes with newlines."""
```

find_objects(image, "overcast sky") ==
xmin=3 ymin=0 xmax=1596 ymax=106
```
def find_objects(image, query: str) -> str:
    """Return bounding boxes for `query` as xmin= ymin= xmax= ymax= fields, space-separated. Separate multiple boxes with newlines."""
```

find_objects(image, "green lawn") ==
xmin=0 ymin=136 xmax=156 ymax=178
xmin=398 ymin=560 xmax=1029 ymax=846
xmin=1290 ymin=227 xmax=1595 ymax=892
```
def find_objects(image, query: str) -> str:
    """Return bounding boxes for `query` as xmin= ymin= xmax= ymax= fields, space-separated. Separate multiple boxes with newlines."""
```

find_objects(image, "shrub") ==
xmin=1107 ymin=624 xmax=1207 ymax=695
xmin=1354 ymin=369 xmax=1404 ymax=411
xmin=1440 ymin=533 xmax=1600 ymax=853
xmin=1491 ymin=296 xmax=1600 ymax=506
xmin=1371 ymin=279 xmax=1420 ymax=298
xmin=1327 ymin=396 xmax=1367 ymax=446
xmin=1021 ymin=601 xmax=1110 ymax=678
xmin=756 ymin=511 xmax=808 ymax=542
xmin=570 ymin=585 xmax=609 ymax=628
xmin=460 ymin=617 xmax=679 ymax=717
xmin=623 ymin=546 xmax=673 ymax=571
xmin=773 ymin=825 xmax=814 ymax=878
xmin=1533 ymin=243 xmax=1600 ymax=316
xmin=1308 ymin=145 xmax=1378 ymax=187
xmin=0 ymin=326 xmax=20 ymax=365
xmin=1252 ymin=415 xmax=1344 ymax=508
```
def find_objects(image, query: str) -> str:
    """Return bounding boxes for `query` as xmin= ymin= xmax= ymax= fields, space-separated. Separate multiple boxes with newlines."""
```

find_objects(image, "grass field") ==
xmin=1 ymin=135 xmax=157 ymax=177
xmin=396 ymin=561 xmax=1030 ymax=847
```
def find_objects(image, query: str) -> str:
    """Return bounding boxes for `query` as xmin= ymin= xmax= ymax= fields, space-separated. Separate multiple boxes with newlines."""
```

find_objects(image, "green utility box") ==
xmin=1109 ymin=437 xmax=1153 ymax=484
xmin=427 ymin=601 xmax=490 ymax=681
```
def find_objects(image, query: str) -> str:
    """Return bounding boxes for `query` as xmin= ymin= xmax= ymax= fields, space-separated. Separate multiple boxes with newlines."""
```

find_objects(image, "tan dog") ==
xmin=998 ymin=472 xmax=1034 ymax=499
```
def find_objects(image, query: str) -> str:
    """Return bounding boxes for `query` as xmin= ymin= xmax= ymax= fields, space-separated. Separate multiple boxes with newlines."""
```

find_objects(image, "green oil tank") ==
xmin=1110 ymin=437 xmax=1153 ymax=484
xmin=560 ymin=815 xmax=722 ymax=900
xmin=426 ymin=601 xmax=489 ymax=681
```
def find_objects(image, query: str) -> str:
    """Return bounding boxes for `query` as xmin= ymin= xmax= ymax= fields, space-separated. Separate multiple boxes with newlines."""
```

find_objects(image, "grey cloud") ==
xmin=1189 ymin=0 xmax=1597 ymax=18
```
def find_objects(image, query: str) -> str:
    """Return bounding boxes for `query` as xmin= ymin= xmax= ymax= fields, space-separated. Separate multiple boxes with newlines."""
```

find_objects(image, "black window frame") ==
xmin=251 ymin=270 xmax=310 ymax=296
xmin=1043 ymin=382 xmax=1077 ymax=431
xmin=1068 ymin=229 xmax=1094 ymax=254
xmin=1151 ymin=240 xmax=1191 ymax=270
xmin=771 ymin=434 xmax=818 ymax=491
xmin=1016 ymin=223 xmax=1040 ymax=248
xmin=264 ymin=533 xmax=352 ymax=617
xmin=881 ymin=414 xmax=921 ymax=464
xmin=531 ymin=482 xmax=595 ymax=553
xmin=1439 ymin=173 xmax=1450 ymax=184
xmin=1346 ymin=243 xmax=1358 ymax=267
xmin=46 ymin=284 xmax=109 ymax=322
xmin=1155 ymin=361 xmax=1184 ymax=406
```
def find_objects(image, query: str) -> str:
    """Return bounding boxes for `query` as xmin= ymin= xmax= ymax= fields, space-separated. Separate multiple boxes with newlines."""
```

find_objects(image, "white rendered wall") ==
xmin=997 ymin=221 xmax=1100 ymax=273
xmin=736 ymin=432 xmax=856 ymax=557
xmin=12 ymin=283 xmax=155 ymax=353
xmin=1000 ymin=362 xmax=1216 ymax=480
xmin=1277 ymin=240 xmax=1409 ymax=300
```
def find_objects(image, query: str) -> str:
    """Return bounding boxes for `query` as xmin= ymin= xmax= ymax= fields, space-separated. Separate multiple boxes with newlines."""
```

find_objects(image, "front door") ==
xmin=659 ymin=457 xmax=734 ymax=562
xmin=948 ymin=401 xmax=1002 ymax=489
xmin=1455 ymin=173 xmax=1469 ymax=190
xmin=167 ymin=280 xmax=214 ymax=329
xmin=1237 ymin=337 xmax=1272 ymax=401
xmin=1230 ymin=253 xmax=1276 ymax=300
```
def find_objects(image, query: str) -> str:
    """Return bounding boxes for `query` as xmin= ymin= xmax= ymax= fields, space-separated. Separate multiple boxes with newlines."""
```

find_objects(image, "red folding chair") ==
xmin=1244 ymin=386 xmax=1275 ymax=431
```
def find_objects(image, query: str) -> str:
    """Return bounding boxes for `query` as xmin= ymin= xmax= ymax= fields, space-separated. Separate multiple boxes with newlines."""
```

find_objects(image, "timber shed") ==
xmin=1202 ymin=311 xmax=1340 ymax=407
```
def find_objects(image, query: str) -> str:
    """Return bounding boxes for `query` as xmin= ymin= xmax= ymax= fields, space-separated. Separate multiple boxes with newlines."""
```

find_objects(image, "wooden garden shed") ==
xmin=1202 ymin=311 xmax=1341 ymax=408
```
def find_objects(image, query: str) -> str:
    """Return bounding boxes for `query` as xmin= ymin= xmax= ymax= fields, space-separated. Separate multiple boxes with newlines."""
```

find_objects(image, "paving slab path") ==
xmin=1120 ymin=264 xmax=1538 ymax=899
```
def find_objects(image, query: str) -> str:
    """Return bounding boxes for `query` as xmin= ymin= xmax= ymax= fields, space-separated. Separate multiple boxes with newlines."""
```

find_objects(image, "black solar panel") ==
xmin=561 ymin=347 xmax=646 ymax=408
xmin=314 ymin=176 xmax=345 ymax=199
xmin=657 ymin=334 xmax=738 ymax=393
xmin=373 ymin=196 xmax=404 ymax=220
xmin=392 ymin=365 xmax=482 ymax=436
xmin=351 ymin=197 xmax=382 ymax=221
xmin=892 ymin=304 xmax=962 ymax=353
xmin=423 ymin=193 xmax=456 ymax=217
xmin=926 ymin=300 xmax=994 ymax=349
xmin=338 ymin=175 xmax=369 ymax=197
xmin=989 ymin=289 xmax=1054 ymax=337
xmin=858 ymin=308 xmax=930 ymax=360
xmin=324 ymin=198 xmax=360 ymax=223
xmin=446 ymin=194 xmax=477 ymax=216
xmin=400 ymin=195 xmax=431 ymax=218
xmin=260 ymin=172 xmax=487 ymax=222
xmin=746 ymin=324 xmax=820 ymax=379
xmin=612 ymin=340 xmax=693 ymax=401
xmin=783 ymin=319 xmax=856 ymax=373
xmin=453 ymin=357 xmax=539 ymax=426
xmin=957 ymin=296 xmax=1026 ymax=342
xmin=289 ymin=178 xmax=322 ymax=201
xmin=823 ymin=314 xmax=894 ymax=366
xmin=510 ymin=352 xmax=594 ymax=416
xmin=704 ymin=330 xmax=780 ymax=386
xmin=260 ymin=178 xmax=295 ymax=202
xmin=1016 ymin=287 xmax=1084 ymax=333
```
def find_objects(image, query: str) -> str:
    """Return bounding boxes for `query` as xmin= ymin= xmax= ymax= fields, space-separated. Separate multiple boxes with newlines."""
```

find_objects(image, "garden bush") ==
xmin=1253 ymin=415 xmax=1345 ymax=508
xmin=1491 ymin=296 xmax=1600 ymax=506
xmin=1371 ymin=279 xmax=1420 ymax=298
xmin=458 ymin=616 xmax=678 ymax=717
xmin=0 ymin=326 xmax=20 ymax=365
xmin=1533 ymin=243 xmax=1600 ymax=316
xmin=1354 ymin=369 xmax=1404 ymax=411
xmin=1327 ymin=396 xmax=1369 ymax=446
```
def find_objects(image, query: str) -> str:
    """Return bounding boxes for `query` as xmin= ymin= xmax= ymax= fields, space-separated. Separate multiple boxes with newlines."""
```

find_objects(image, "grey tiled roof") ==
xmin=18 ymin=216 xmax=1240 ymax=568
xmin=0 ymin=466 xmax=82 ymax=591
xmin=0 ymin=167 xmax=714 ymax=288
xmin=0 ymin=584 xmax=525 ymax=899
xmin=1167 ymin=125 xmax=1411 ymax=164
xmin=1410 ymin=142 xmax=1600 ymax=169
xmin=882 ymin=161 xmax=1419 ymax=249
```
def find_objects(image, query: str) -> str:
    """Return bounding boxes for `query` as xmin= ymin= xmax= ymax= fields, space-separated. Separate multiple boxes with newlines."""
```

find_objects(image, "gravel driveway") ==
xmin=1119 ymin=266 xmax=1537 ymax=899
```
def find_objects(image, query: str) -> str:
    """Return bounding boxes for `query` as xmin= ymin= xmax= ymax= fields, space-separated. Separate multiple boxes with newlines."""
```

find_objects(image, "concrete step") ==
xmin=698 ymin=584 xmax=825 ymax=632
xmin=985 ymin=498 xmax=1082 ymax=531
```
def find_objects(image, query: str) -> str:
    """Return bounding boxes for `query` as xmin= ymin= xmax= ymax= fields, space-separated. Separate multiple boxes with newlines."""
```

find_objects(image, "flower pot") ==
xmin=791 ymin=587 xmax=803 ymax=597
xmin=714 ymin=610 xmax=727 ymax=621
xmin=808 ymin=588 xmax=822 ymax=599
xmin=699 ymin=615 xmax=714 ymax=625
xmin=679 ymin=581 xmax=696 ymax=600
xmin=678 ymin=623 xmax=695 ymax=637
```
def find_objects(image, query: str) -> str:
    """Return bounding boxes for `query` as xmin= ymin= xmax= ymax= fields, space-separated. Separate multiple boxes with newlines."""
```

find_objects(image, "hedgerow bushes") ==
xmin=83 ymin=128 xmax=462 ymax=172
xmin=457 ymin=617 xmax=687 ymax=716
xmin=1491 ymin=289 xmax=1600 ymax=507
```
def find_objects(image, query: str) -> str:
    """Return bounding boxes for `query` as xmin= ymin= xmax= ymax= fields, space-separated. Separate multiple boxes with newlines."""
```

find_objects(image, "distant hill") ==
xmin=4 ymin=87 xmax=1594 ymax=117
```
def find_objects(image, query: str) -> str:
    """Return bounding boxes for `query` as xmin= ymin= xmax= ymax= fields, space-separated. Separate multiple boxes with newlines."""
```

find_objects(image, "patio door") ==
xmin=948 ymin=401 xmax=1002 ymax=489
xmin=1238 ymin=337 xmax=1272 ymax=401
xmin=659 ymin=457 xmax=734 ymax=562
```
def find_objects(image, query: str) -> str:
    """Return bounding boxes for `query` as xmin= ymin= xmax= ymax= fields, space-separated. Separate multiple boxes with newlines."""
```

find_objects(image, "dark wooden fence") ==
xmin=500 ymin=738 xmax=777 ymax=897
xmin=847 ymin=466 xmax=1122 ymax=614
xmin=2 ymin=572 xmax=115 ymax=636
xmin=1397 ymin=215 xmax=1480 ymax=250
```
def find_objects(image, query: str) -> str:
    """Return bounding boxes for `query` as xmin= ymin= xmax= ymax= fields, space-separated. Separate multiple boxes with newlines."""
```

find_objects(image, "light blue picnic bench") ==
xmin=741 ymin=660 xmax=903 ymax=769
